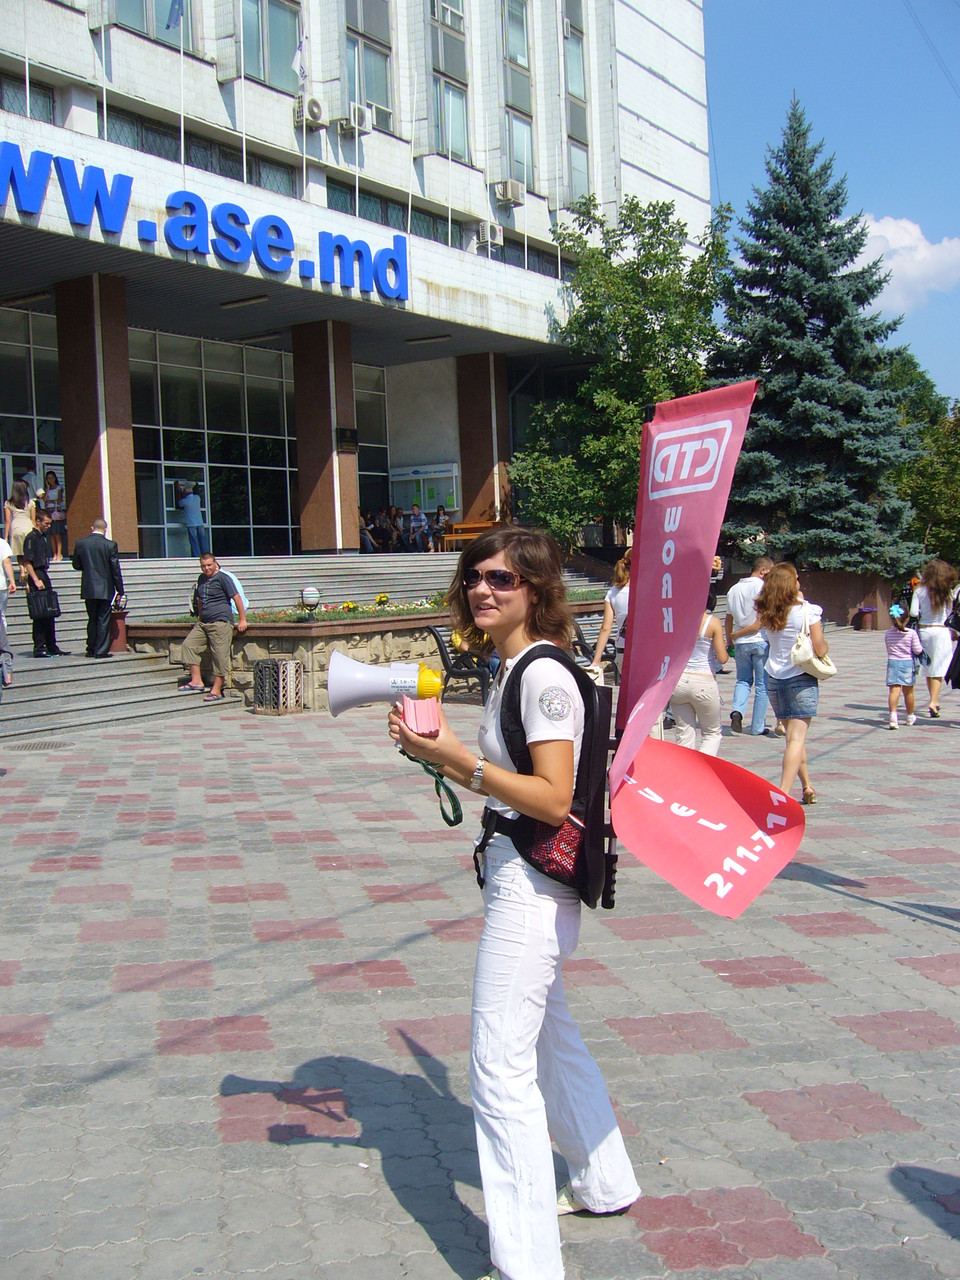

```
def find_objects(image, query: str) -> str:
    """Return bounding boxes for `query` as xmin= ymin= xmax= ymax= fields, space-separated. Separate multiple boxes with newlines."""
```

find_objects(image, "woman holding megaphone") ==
xmin=388 ymin=527 xmax=639 ymax=1280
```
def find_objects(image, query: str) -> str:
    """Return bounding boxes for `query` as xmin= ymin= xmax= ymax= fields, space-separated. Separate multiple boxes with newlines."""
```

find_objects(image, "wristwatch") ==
xmin=468 ymin=755 xmax=485 ymax=793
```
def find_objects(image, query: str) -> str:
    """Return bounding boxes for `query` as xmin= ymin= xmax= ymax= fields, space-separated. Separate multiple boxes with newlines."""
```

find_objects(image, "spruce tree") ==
xmin=710 ymin=100 xmax=919 ymax=576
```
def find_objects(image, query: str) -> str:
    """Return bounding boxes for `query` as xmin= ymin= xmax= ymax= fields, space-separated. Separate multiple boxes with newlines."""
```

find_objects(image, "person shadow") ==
xmin=890 ymin=1166 xmax=960 ymax=1240
xmin=221 ymin=1031 xmax=489 ymax=1278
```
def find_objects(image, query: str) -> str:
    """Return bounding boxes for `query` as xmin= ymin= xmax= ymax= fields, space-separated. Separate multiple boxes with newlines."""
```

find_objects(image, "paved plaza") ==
xmin=0 ymin=627 xmax=958 ymax=1280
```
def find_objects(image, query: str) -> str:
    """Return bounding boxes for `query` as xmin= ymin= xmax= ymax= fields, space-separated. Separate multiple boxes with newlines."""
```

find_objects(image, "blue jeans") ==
xmin=732 ymin=642 xmax=769 ymax=733
xmin=186 ymin=525 xmax=209 ymax=556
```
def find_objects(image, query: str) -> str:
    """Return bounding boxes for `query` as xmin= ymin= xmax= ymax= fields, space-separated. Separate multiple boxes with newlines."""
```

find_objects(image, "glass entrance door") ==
xmin=162 ymin=464 xmax=209 ymax=557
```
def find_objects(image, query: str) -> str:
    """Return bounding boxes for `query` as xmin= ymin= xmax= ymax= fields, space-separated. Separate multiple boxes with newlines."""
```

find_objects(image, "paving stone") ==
xmin=1 ymin=631 xmax=957 ymax=1280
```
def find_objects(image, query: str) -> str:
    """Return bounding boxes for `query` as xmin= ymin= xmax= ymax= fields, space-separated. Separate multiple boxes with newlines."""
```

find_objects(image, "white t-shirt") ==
xmin=0 ymin=537 xmax=12 ymax=563
xmin=477 ymin=641 xmax=584 ymax=820
xmin=605 ymin=583 xmax=630 ymax=648
xmin=725 ymin=575 xmax=765 ymax=646
xmin=763 ymin=602 xmax=824 ymax=680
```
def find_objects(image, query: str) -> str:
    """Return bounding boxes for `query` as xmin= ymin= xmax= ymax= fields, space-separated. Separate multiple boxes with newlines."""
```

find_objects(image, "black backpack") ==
xmin=480 ymin=644 xmax=617 ymax=909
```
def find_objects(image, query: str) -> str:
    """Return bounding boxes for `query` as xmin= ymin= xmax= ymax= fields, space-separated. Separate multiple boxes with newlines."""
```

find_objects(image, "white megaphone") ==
xmin=327 ymin=650 xmax=444 ymax=717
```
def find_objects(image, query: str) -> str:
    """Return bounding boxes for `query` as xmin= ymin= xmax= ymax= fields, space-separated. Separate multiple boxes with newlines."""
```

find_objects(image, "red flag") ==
xmin=610 ymin=740 xmax=804 ymax=919
xmin=611 ymin=381 xmax=759 ymax=788
xmin=606 ymin=381 xmax=804 ymax=916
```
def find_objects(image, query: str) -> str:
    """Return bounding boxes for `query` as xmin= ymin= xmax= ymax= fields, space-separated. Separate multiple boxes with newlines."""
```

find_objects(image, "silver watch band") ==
xmin=469 ymin=755 xmax=485 ymax=792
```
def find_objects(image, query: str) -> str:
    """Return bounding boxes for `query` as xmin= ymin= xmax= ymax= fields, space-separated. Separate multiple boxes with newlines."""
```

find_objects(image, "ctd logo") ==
xmin=647 ymin=420 xmax=733 ymax=500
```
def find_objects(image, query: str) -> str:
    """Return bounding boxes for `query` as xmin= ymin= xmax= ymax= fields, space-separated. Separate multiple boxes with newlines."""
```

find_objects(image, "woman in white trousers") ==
xmin=390 ymin=527 xmax=639 ymax=1280
xmin=669 ymin=591 xmax=728 ymax=756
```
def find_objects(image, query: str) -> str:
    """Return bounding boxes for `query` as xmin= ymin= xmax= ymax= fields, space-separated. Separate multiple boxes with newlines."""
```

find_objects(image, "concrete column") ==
xmin=292 ymin=319 xmax=358 ymax=552
xmin=55 ymin=274 xmax=138 ymax=554
xmin=456 ymin=352 xmax=510 ymax=521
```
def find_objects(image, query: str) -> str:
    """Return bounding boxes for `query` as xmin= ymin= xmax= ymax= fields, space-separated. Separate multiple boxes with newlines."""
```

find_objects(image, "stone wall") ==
xmin=129 ymin=621 xmax=446 ymax=711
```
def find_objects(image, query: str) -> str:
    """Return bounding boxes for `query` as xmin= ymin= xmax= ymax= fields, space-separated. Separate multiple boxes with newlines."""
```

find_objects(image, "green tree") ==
xmin=509 ymin=196 xmax=728 ymax=547
xmin=709 ymin=100 xmax=919 ymax=576
xmin=897 ymin=402 xmax=960 ymax=564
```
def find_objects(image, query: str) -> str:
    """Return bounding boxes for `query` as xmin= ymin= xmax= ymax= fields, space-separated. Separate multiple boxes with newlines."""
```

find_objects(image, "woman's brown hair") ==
xmin=612 ymin=547 xmax=632 ymax=588
xmin=920 ymin=559 xmax=957 ymax=611
xmin=754 ymin=562 xmax=801 ymax=633
xmin=7 ymin=480 xmax=30 ymax=510
xmin=446 ymin=526 xmax=573 ymax=654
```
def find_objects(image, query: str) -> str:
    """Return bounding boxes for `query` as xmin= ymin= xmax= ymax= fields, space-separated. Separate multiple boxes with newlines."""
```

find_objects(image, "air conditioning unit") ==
xmin=294 ymin=95 xmax=327 ymax=131
xmin=494 ymin=179 xmax=525 ymax=208
xmin=477 ymin=222 xmax=503 ymax=248
xmin=368 ymin=102 xmax=393 ymax=133
xmin=563 ymin=17 xmax=572 ymax=38
xmin=340 ymin=102 xmax=372 ymax=136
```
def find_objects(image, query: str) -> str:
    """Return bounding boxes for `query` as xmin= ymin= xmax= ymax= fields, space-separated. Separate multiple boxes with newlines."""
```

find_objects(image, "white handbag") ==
xmin=790 ymin=606 xmax=837 ymax=680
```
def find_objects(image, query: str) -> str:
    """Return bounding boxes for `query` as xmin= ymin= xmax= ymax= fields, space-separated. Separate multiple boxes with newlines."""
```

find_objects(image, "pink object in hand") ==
xmin=401 ymin=694 xmax=441 ymax=737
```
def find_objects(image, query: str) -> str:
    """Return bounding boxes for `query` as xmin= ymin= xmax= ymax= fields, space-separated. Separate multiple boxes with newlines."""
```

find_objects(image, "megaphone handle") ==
xmin=400 ymin=749 xmax=463 ymax=828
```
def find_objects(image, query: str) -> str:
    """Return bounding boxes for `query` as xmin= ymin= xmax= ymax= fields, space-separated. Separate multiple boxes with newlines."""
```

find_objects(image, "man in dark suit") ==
xmin=71 ymin=519 xmax=125 ymax=659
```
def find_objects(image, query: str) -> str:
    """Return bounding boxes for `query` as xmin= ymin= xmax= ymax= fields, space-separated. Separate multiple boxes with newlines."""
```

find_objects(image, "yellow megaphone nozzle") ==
xmin=417 ymin=664 xmax=443 ymax=700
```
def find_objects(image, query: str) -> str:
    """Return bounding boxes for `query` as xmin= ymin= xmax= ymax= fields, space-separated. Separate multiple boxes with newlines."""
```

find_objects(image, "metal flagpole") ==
xmin=238 ymin=3 xmax=247 ymax=181
xmin=407 ymin=63 xmax=417 ymax=233
xmin=23 ymin=0 xmax=30 ymax=120
xmin=163 ymin=1 xmax=186 ymax=173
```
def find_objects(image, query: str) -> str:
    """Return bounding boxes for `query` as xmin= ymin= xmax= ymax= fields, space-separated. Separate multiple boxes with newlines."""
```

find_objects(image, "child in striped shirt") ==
xmin=885 ymin=604 xmax=924 ymax=729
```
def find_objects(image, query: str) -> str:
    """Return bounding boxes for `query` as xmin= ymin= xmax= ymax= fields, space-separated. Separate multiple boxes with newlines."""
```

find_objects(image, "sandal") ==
xmin=929 ymin=706 xmax=941 ymax=719
xmin=178 ymin=683 xmax=207 ymax=693
xmin=801 ymin=788 xmax=818 ymax=805
xmin=202 ymin=692 xmax=225 ymax=702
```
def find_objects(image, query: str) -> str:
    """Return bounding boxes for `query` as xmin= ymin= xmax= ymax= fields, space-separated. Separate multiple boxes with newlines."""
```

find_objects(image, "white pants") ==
xmin=670 ymin=671 xmax=722 ymax=756
xmin=471 ymin=838 xmax=640 ymax=1280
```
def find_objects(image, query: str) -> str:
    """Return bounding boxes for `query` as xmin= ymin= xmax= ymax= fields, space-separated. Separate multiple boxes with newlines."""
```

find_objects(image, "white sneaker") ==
xmin=556 ymin=1182 xmax=634 ymax=1216
xmin=557 ymin=1183 xmax=586 ymax=1215
xmin=906 ymin=713 xmax=917 ymax=726
xmin=888 ymin=717 xmax=899 ymax=730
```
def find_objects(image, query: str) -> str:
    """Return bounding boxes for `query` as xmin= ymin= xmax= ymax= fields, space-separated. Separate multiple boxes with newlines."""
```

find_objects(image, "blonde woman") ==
xmin=589 ymin=547 xmax=631 ymax=671
xmin=669 ymin=590 xmax=729 ymax=755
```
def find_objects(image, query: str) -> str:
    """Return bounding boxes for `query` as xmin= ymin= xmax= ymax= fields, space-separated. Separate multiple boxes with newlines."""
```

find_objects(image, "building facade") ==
xmin=0 ymin=0 xmax=709 ymax=556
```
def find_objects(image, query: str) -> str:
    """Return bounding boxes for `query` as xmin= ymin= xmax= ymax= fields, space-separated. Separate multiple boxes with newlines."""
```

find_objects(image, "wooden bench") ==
xmin=440 ymin=521 xmax=498 ymax=552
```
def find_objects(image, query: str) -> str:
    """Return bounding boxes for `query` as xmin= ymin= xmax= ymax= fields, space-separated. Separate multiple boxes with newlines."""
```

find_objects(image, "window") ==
xmin=347 ymin=35 xmax=393 ymax=130
xmin=430 ymin=0 xmax=463 ymax=33
xmin=100 ymin=107 xmax=297 ymax=195
xmin=115 ymin=0 xmax=195 ymax=51
xmin=242 ymin=0 xmax=300 ymax=94
xmin=433 ymin=77 xmax=468 ymax=162
xmin=0 ymin=74 xmax=55 ymax=124
xmin=505 ymin=0 xmax=528 ymax=68
xmin=569 ymin=141 xmax=589 ymax=202
xmin=507 ymin=111 xmax=533 ymax=187
xmin=327 ymin=180 xmax=464 ymax=248
xmin=347 ymin=0 xmax=393 ymax=131
xmin=565 ymin=30 xmax=585 ymax=101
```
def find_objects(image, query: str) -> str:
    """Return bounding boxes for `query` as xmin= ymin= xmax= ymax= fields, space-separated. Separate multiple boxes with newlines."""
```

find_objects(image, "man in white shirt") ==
xmin=725 ymin=556 xmax=774 ymax=735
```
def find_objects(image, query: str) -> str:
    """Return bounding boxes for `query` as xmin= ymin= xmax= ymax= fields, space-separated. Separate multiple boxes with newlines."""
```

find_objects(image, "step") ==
xmin=0 ymin=686 xmax=224 ymax=742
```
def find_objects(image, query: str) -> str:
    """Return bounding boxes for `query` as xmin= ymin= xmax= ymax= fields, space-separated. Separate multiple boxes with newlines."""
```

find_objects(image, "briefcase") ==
xmin=26 ymin=587 xmax=61 ymax=620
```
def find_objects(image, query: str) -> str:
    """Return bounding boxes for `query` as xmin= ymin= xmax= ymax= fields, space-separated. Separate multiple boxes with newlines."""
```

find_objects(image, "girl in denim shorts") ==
xmin=885 ymin=604 xmax=924 ymax=729
xmin=748 ymin=564 xmax=831 ymax=805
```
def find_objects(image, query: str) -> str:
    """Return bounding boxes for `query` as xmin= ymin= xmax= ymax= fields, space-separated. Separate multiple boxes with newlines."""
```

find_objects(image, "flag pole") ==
xmin=238 ymin=7 xmax=247 ymax=182
xmin=179 ymin=10 xmax=185 ymax=177
xmin=23 ymin=0 xmax=30 ymax=120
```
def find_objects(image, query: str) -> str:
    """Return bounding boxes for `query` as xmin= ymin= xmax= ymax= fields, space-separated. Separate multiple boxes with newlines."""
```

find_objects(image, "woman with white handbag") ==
xmin=752 ymin=563 xmax=834 ymax=805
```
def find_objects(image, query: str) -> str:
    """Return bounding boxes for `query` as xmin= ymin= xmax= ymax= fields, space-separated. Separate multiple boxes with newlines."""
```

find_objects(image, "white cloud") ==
xmin=861 ymin=214 xmax=960 ymax=314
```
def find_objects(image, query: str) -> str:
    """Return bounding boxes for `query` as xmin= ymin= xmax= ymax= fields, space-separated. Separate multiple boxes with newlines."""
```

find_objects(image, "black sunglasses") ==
xmin=463 ymin=568 xmax=526 ymax=591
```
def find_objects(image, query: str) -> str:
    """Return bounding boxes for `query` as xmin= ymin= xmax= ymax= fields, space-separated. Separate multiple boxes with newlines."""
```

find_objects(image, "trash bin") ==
xmin=253 ymin=659 xmax=303 ymax=714
xmin=110 ymin=609 xmax=129 ymax=653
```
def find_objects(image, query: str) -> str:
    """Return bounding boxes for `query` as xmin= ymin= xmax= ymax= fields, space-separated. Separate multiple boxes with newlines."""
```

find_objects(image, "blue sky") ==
xmin=703 ymin=0 xmax=960 ymax=405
